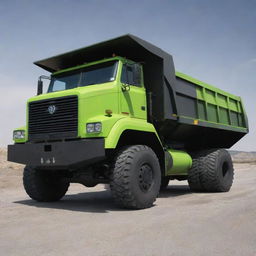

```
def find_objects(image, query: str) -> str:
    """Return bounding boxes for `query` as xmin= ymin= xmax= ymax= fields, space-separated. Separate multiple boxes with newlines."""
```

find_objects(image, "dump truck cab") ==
xmin=31 ymin=56 xmax=147 ymax=141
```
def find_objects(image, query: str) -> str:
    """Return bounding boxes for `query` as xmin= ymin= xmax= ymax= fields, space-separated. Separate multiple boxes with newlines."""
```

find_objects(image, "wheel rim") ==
xmin=139 ymin=164 xmax=153 ymax=192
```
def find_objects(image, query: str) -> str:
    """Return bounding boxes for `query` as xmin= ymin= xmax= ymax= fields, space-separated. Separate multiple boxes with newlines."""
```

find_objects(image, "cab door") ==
xmin=119 ymin=63 xmax=147 ymax=120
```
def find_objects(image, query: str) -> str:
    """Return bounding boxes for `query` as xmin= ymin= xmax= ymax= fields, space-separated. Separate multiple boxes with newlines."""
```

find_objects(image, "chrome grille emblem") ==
xmin=48 ymin=105 xmax=56 ymax=114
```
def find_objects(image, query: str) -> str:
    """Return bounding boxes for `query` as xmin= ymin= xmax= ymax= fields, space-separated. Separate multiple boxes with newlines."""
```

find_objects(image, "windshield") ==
xmin=48 ymin=61 xmax=118 ymax=93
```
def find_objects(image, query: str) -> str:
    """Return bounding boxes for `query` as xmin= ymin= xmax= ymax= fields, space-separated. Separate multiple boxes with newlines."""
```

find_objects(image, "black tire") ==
xmin=110 ymin=145 xmax=161 ymax=209
xmin=187 ymin=151 xmax=206 ymax=192
xmin=160 ymin=176 xmax=170 ymax=190
xmin=23 ymin=166 xmax=70 ymax=202
xmin=188 ymin=149 xmax=234 ymax=192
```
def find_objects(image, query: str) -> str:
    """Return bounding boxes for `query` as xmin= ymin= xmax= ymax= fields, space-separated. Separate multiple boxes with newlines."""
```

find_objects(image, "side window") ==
xmin=121 ymin=64 xmax=141 ymax=87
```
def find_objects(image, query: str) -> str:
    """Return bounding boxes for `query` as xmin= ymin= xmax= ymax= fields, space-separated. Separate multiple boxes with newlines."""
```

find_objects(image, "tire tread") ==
xmin=23 ymin=166 xmax=69 ymax=202
xmin=110 ymin=145 xmax=160 ymax=209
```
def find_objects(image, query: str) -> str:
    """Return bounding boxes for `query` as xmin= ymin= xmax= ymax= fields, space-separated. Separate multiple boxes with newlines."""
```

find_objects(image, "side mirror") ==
xmin=37 ymin=75 xmax=50 ymax=95
xmin=37 ymin=80 xmax=43 ymax=95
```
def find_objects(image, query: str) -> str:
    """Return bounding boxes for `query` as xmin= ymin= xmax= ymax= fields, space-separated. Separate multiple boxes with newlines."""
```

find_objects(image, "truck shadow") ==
xmin=14 ymin=185 xmax=192 ymax=213
xmin=15 ymin=190 xmax=118 ymax=213
xmin=159 ymin=185 xmax=191 ymax=198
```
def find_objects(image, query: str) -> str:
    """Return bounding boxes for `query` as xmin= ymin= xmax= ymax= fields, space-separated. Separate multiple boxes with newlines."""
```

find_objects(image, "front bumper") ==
xmin=8 ymin=139 xmax=105 ymax=169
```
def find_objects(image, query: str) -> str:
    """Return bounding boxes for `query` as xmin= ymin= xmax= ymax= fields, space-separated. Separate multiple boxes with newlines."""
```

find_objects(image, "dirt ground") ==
xmin=0 ymin=155 xmax=256 ymax=255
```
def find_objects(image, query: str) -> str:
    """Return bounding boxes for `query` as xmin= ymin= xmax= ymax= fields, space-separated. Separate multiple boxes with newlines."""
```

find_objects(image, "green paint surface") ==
xmin=176 ymin=71 xmax=248 ymax=132
xmin=166 ymin=149 xmax=192 ymax=175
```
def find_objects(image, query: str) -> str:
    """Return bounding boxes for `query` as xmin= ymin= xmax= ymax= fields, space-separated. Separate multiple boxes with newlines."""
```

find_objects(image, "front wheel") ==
xmin=110 ymin=145 xmax=161 ymax=209
xmin=23 ymin=166 xmax=70 ymax=202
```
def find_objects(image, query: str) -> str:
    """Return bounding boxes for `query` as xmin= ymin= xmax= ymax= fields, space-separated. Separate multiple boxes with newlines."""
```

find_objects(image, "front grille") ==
xmin=28 ymin=95 xmax=78 ymax=141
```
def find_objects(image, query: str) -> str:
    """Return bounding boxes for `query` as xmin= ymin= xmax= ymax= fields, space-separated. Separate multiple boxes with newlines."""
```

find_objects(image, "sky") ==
xmin=0 ymin=0 xmax=255 ymax=151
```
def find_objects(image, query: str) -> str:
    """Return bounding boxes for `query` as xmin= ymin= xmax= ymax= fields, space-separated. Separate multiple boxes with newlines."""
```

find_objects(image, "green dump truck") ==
xmin=8 ymin=34 xmax=248 ymax=209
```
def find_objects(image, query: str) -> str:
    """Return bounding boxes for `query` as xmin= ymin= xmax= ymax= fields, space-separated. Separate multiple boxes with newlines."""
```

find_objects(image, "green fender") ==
xmin=104 ymin=117 xmax=160 ymax=149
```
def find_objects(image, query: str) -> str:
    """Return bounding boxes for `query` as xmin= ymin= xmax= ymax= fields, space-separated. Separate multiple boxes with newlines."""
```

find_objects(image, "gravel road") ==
xmin=0 ymin=163 xmax=256 ymax=256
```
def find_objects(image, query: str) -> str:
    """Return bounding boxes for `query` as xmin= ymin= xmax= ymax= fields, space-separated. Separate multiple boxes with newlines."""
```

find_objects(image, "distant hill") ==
xmin=229 ymin=150 xmax=256 ymax=163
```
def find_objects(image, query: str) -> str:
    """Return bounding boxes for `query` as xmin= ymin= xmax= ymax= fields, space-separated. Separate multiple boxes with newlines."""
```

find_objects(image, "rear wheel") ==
xmin=23 ymin=166 xmax=70 ymax=202
xmin=187 ymin=152 xmax=206 ymax=192
xmin=110 ymin=145 xmax=161 ymax=209
xmin=188 ymin=149 xmax=234 ymax=192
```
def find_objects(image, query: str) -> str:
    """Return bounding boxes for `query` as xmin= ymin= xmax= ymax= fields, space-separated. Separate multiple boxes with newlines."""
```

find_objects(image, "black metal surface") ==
xmin=8 ymin=139 xmax=105 ymax=168
xmin=160 ymin=119 xmax=246 ymax=150
xmin=28 ymin=95 xmax=78 ymax=141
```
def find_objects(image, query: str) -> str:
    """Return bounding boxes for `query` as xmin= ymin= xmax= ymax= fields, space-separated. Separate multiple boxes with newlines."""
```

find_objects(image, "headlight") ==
xmin=13 ymin=130 xmax=25 ymax=139
xmin=86 ymin=122 xmax=102 ymax=133
xmin=94 ymin=123 xmax=102 ymax=132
